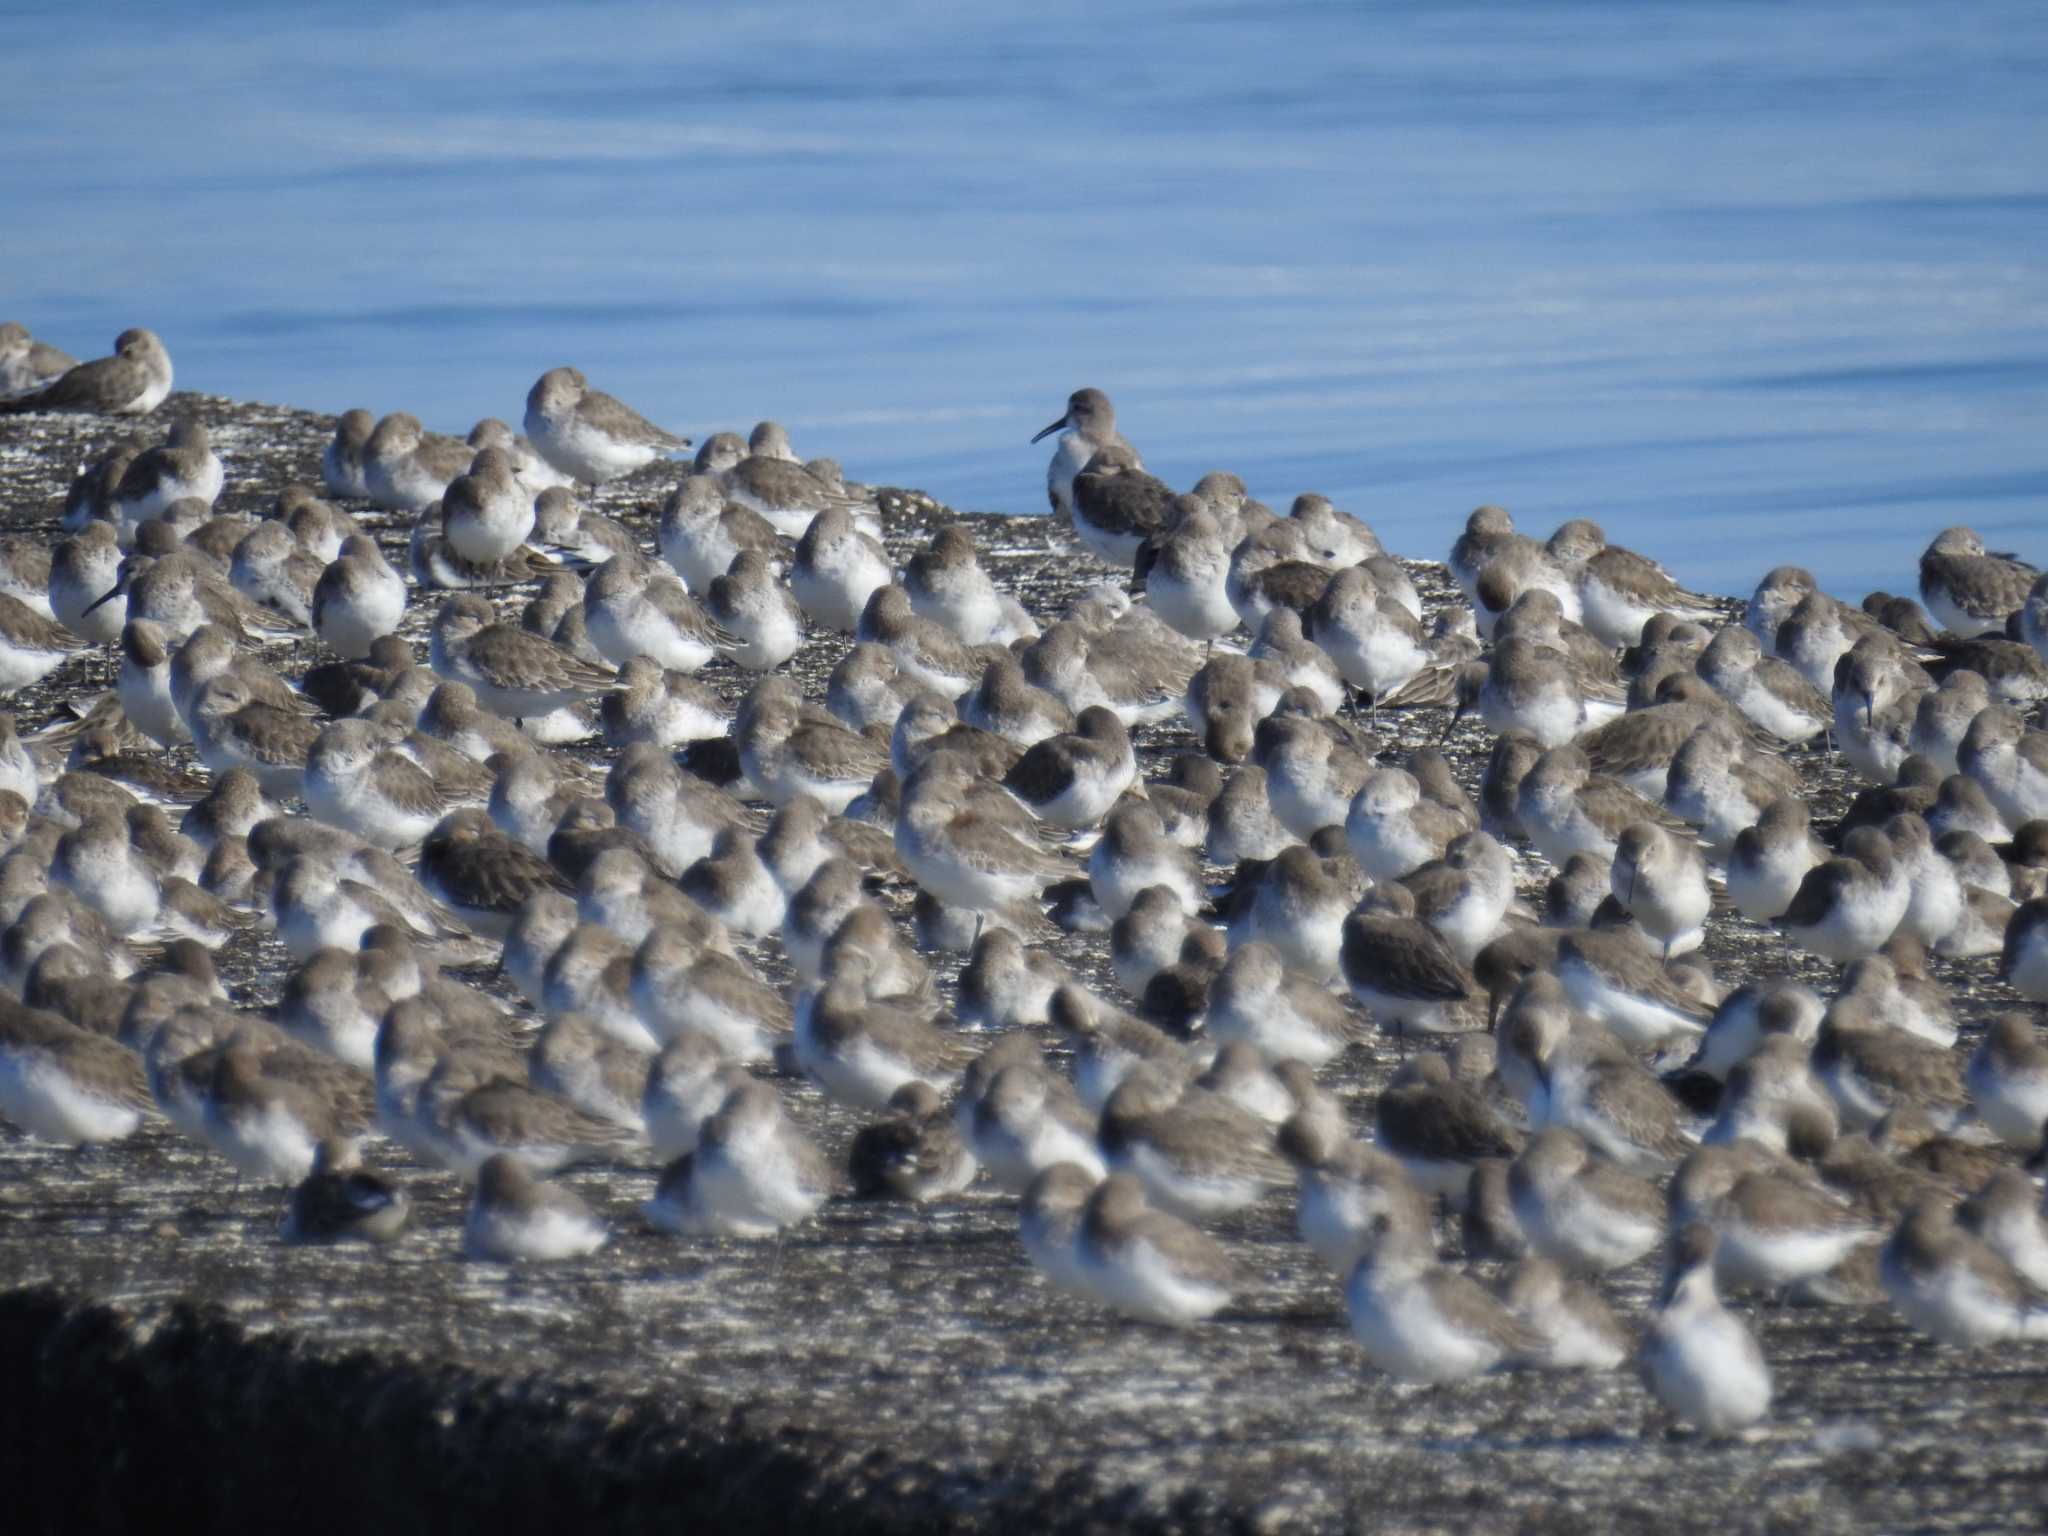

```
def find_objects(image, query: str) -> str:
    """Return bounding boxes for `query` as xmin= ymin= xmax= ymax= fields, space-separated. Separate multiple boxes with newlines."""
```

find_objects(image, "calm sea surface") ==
xmin=4 ymin=1 xmax=2044 ymax=594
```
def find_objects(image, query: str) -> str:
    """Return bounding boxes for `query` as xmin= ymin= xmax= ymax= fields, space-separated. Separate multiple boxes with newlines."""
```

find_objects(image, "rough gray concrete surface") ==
xmin=1 ymin=395 xmax=2045 ymax=1534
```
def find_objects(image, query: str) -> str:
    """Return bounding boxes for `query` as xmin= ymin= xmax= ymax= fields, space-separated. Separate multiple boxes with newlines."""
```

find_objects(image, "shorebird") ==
xmin=1340 ymin=886 xmax=1486 ymax=1036
xmin=431 ymin=593 xmax=614 ymax=722
xmin=1545 ymin=519 xmax=1720 ymax=647
xmin=110 ymin=420 xmax=223 ymax=538
xmin=464 ymin=1154 xmax=606 ymax=1261
xmin=1032 ymin=387 xmax=1138 ymax=522
xmin=1067 ymin=445 xmax=1175 ymax=569
xmin=0 ymin=320 xmax=76 ymax=399
xmin=1068 ymin=1173 xmax=1241 ymax=1326
xmin=791 ymin=506 xmax=891 ymax=634
xmin=1918 ymin=527 xmax=2035 ymax=639
xmin=1881 ymin=1197 xmax=2048 ymax=1346
xmin=0 ymin=327 xmax=172 ymax=415
xmin=1509 ymin=1127 xmax=1667 ymax=1273
xmin=1640 ymin=1226 xmax=1772 ymax=1432
xmin=968 ymin=1061 xmax=1106 ymax=1193
xmin=1345 ymin=1200 xmax=1548 ymax=1382
xmin=583 ymin=553 xmax=733 ymax=675
xmin=282 ymin=1137 xmax=412 ymax=1245
xmin=643 ymin=1080 xmax=833 ymax=1237
xmin=524 ymin=366 xmax=690 ymax=485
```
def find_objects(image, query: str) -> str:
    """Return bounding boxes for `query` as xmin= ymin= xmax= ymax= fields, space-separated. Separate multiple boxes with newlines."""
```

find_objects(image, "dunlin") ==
xmin=530 ymin=1011 xmax=651 ymax=1133
xmin=1958 ymin=704 xmax=2048 ymax=829
xmin=431 ymin=593 xmax=614 ymax=722
xmin=434 ymin=447 xmax=529 ymax=565
xmin=523 ymin=365 xmax=689 ymax=485
xmin=1375 ymin=1052 xmax=1523 ymax=1200
xmin=1340 ymin=886 xmax=1485 ymax=1036
xmin=1811 ymin=994 xmax=1968 ymax=1134
xmin=319 ymin=409 xmax=375 ymax=499
xmin=1640 ymin=1226 xmax=1773 ymax=1431
xmin=362 ymin=412 xmax=472 ymax=512
xmin=1021 ymin=617 xmax=1186 ymax=727
xmin=2000 ymin=897 xmax=2048 ymax=1003
xmin=1347 ymin=1202 xmax=1549 ymax=1382
xmin=282 ymin=1137 xmax=412 ymax=1244
xmin=637 ymin=1033 xmax=746 ymax=1162
xmin=1466 ymin=636 xmax=1602 ymax=749
xmin=850 ymin=1080 xmax=978 ymax=1202
xmin=1225 ymin=519 xmax=1335 ymax=635
xmin=644 ymin=1080 xmax=833 ymax=1237
xmin=1018 ymin=1162 xmax=1100 ymax=1295
xmin=1086 ymin=799 xmax=1197 ymax=921
xmin=1777 ymin=825 xmax=1910 ymax=963
xmin=1138 ymin=509 xmax=1239 ymax=647
xmin=965 ymin=1054 xmax=1106 ymax=1193
xmin=48 ymin=522 xmax=126 ymax=644
xmin=226 ymin=522 xmax=319 ymax=627
xmin=0 ymin=587 xmax=87 ymax=697
xmin=1070 ymin=1173 xmax=1240 ymax=1326
xmin=657 ymin=475 xmax=788 ymax=594
xmin=1495 ymin=1257 xmax=1629 ymax=1371
xmin=1675 ymin=1145 xmax=1876 ymax=1295
xmin=583 ymin=553 xmax=733 ymax=674
xmin=991 ymin=706 xmax=1131 ymax=832
xmin=301 ymin=720 xmax=443 ymax=851
xmin=895 ymin=755 xmax=1067 ymax=921
xmin=527 ymin=486 xmax=632 ymax=571
xmin=737 ymin=680 xmax=890 ymax=813
xmin=464 ymin=1153 xmax=607 ymax=1261
xmin=1389 ymin=831 xmax=1505 ymax=962
xmin=1964 ymin=1012 xmax=2048 ymax=1145
xmin=1204 ymin=940 xmax=1366 ymax=1067
xmin=1784 ymin=590 xmax=1909 ymax=703
xmin=0 ymin=320 xmax=76 ymax=399
xmin=0 ymin=327 xmax=171 ymax=416
xmin=627 ymin=922 xmax=784 ymax=1061
xmin=678 ymin=827 xmax=783 ymax=939
xmin=793 ymin=955 xmax=972 ymax=1111
xmin=716 ymin=449 xmax=868 ymax=540
xmin=418 ymin=808 xmax=573 ymax=937
xmin=1918 ymin=527 xmax=2035 ymax=639
xmin=1509 ymin=1127 xmax=1666 ymax=1274
xmin=705 ymin=549 xmax=803 ymax=672
xmin=311 ymin=534 xmax=407 ymax=659
xmin=1881 ymin=1197 xmax=2048 ymax=1345
xmin=0 ymin=1006 xmax=153 ymax=1145
xmin=1096 ymin=1062 xmax=1290 ymax=1219
xmin=1032 ymin=387 xmax=1138 ymax=523
xmin=1609 ymin=821 xmax=1711 ymax=958
xmin=788 ymin=505 xmax=890 ymax=634
xmin=110 ymin=420 xmax=222 ymax=541
xmin=1959 ymin=1169 xmax=2048 ymax=1291
xmin=1268 ymin=1104 xmax=1415 ymax=1259
xmin=199 ymin=1040 xmax=339 ymax=1185
xmin=1306 ymin=564 xmax=1430 ymax=710
xmin=1542 ymin=519 xmax=1718 ymax=646
xmin=1065 ymin=444 xmax=1176 ymax=569
xmin=1342 ymin=767 xmax=1460 ymax=883
xmin=1696 ymin=624 xmax=1830 ymax=744
xmin=1726 ymin=798 xmax=1825 ymax=923
xmin=899 ymin=524 xmax=998 ymax=645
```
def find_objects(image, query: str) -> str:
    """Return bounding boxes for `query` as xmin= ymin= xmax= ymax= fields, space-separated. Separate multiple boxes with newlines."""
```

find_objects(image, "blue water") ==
xmin=4 ymin=0 xmax=2044 ymax=595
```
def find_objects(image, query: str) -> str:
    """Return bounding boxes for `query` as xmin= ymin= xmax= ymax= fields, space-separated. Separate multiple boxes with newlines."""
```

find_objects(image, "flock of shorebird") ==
xmin=3 ymin=323 xmax=2048 ymax=1437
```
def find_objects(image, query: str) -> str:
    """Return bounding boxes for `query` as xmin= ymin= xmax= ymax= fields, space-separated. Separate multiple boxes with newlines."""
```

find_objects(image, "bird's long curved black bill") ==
xmin=1029 ymin=414 xmax=1069 ymax=444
